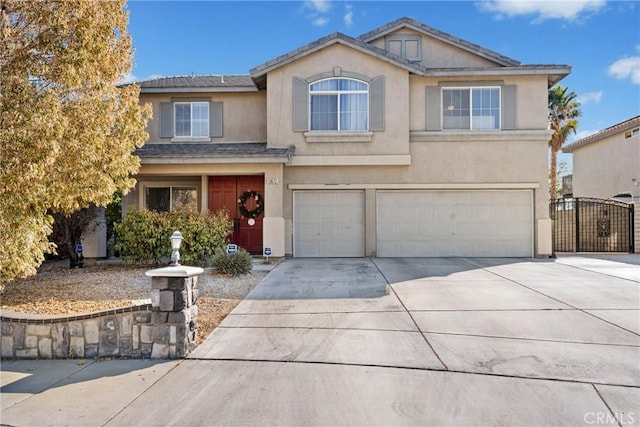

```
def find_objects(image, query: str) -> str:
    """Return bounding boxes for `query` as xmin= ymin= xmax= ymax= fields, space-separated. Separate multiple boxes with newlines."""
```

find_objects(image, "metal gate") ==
xmin=550 ymin=198 xmax=634 ymax=253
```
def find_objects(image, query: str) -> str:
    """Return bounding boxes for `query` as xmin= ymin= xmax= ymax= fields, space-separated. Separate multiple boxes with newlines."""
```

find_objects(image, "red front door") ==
xmin=208 ymin=176 xmax=264 ymax=253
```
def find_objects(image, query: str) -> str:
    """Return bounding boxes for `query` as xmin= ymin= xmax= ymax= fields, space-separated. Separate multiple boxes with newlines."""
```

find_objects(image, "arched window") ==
xmin=309 ymin=78 xmax=368 ymax=131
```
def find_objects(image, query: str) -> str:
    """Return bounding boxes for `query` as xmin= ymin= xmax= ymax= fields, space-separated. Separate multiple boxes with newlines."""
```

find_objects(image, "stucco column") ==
xmin=263 ymin=164 xmax=285 ymax=257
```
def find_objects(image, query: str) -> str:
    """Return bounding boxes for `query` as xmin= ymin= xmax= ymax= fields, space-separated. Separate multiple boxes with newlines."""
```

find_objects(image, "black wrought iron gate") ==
xmin=550 ymin=198 xmax=634 ymax=253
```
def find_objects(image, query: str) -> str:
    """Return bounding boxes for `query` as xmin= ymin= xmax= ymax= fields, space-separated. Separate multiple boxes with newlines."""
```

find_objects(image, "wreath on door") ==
xmin=238 ymin=190 xmax=264 ymax=219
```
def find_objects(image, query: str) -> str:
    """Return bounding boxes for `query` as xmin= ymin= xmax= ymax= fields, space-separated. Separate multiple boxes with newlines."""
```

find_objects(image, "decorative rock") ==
xmin=159 ymin=290 xmax=174 ymax=311
xmin=2 ymin=322 xmax=14 ymax=335
xmin=99 ymin=331 xmax=119 ymax=357
xmin=52 ymin=324 xmax=69 ymax=358
xmin=151 ymin=277 xmax=169 ymax=290
xmin=134 ymin=312 xmax=151 ymax=324
xmin=25 ymin=335 xmax=37 ymax=348
xmin=150 ymin=289 xmax=160 ymax=308
xmin=140 ymin=343 xmax=152 ymax=359
xmin=151 ymin=312 xmax=168 ymax=324
xmin=152 ymin=325 xmax=170 ymax=345
xmin=151 ymin=343 xmax=169 ymax=359
xmin=84 ymin=320 xmax=99 ymax=344
xmin=120 ymin=315 xmax=133 ymax=336
xmin=69 ymin=322 xmax=83 ymax=337
xmin=38 ymin=337 xmax=52 ymax=358
xmin=26 ymin=324 xmax=51 ymax=336
xmin=119 ymin=336 xmax=133 ymax=357
xmin=16 ymin=348 xmax=38 ymax=359
xmin=85 ymin=344 xmax=98 ymax=358
xmin=1 ymin=336 xmax=14 ymax=357
xmin=101 ymin=317 xmax=117 ymax=331
xmin=70 ymin=336 xmax=85 ymax=357
xmin=140 ymin=325 xmax=153 ymax=344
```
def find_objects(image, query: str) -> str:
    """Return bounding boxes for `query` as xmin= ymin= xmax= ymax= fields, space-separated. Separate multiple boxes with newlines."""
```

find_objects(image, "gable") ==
xmin=367 ymin=28 xmax=503 ymax=69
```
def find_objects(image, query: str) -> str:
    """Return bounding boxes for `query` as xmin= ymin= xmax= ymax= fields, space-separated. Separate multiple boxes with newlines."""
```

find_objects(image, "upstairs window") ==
xmin=160 ymin=100 xmax=223 ymax=139
xmin=442 ymin=87 xmax=500 ymax=130
xmin=309 ymin=78 xmax=368 ymax=131
xmin=174 ymin=102 xmax=209 ymax=137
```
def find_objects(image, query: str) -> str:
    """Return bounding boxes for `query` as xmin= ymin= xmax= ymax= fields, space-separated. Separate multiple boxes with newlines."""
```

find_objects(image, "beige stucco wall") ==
xmin=141 ymin=92 xmax=267 ymax=143
xmin=265 ymin=44 xmax=410 ymax=157
xmin=571 ymin=133 xmax=640 ymax=199
xmin=367 ymin=29 xmax=501 ymax=68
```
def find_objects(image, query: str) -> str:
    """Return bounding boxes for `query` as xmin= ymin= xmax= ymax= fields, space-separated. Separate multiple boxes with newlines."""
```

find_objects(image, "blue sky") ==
xmin=125 ymin=1 xmax=640 ymax=170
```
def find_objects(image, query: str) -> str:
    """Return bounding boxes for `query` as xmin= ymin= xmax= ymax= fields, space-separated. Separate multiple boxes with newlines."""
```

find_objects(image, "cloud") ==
xmin=344 ymin=4 xmax=354 ymax=27
xmin=577 ymin=91 xmax=603 ymax=105
xmin=305 ymin=0 xmax=332 ymax=14
xmin=608 ymin=54 xmax=640 ymax=84
xmin=312 ymin=17 xmax=329 ymax=26
xmin=118 ymin=72 xmax=138 ymax=85
xmin=478 ymin=0 xmax=607 ymax=22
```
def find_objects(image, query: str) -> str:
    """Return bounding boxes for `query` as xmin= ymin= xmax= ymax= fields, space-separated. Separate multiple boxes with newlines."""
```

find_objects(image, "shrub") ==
xmin=114 ymin=208 xmax=232 ymax=265
xmin=211 ymin=247 xmax=253 ymax=275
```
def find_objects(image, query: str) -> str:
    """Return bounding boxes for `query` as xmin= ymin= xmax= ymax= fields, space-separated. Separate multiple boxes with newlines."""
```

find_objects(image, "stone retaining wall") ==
xmin=0 ymin=305 xmax=163 ymax=359
xmin=1 ymin=266 xmax=201 ymax=360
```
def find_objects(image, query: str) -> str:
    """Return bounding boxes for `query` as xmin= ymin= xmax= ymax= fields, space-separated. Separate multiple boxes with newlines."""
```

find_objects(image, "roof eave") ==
xmin=140 ymin=87 xmax=258 ymax=94
xmin=424 ymin=65 xmax=571 ymax=85
xmin=563 ymin=116 xmax=640 ymax=152
xmin=359 ymin=17 xmax=521 ymax=67
xmin=250 ymin=34 xmax=424 ymax=82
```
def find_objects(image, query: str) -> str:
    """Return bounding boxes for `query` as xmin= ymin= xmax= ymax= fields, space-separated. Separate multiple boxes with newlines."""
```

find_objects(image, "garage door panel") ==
xmin=377 ymin=190 xmax=533 ymax=257
xmin=294 ymin=191 xmax=365 ymax=257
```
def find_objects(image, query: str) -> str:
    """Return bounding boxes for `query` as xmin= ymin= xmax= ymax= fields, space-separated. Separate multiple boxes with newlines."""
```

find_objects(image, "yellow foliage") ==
xmin=0 ymin=0 xmax=152 ymax=281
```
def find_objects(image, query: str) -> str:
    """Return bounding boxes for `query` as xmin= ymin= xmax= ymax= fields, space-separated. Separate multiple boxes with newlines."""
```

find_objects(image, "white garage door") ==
xmin=377 ymin=190 xmax=533 ymax=257
xmin=293 ymin=191 xmax=365 ymax=257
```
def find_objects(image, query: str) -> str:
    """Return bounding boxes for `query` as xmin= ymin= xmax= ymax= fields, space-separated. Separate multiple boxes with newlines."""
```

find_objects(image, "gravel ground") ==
xmin=0 ymin=260 xmax=268 ymax=344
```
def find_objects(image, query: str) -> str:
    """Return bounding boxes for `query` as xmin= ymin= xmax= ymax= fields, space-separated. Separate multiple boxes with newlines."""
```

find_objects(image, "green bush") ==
xmin=211 ymin=247 xmax=253 ymax=275
xmin=114 ymin=208 xmax=232 ymax=265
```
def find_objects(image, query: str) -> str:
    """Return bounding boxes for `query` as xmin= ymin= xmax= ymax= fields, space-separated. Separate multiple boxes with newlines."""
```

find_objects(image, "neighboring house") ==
xmin=563 ymin=115 xmax=640 ymax=200
xmin=123 ymin=17 xmax=570 ymax=258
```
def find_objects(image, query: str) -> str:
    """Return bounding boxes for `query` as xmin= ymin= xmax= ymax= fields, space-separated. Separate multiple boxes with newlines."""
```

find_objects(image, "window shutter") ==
xmin=209 ymin=101 xmax=223 ymax=137
xmin=501 ymin=85 xmax=517 ymax=130
xmin=160 ymin=102 xmax=173 ymax=137
xmin=425 ymin=86 xmax=441 ymax=131
xmin=369 ymin=76 xmax=385 ymax=131
xmin=293 ymin=77 xmax=308 ymax=132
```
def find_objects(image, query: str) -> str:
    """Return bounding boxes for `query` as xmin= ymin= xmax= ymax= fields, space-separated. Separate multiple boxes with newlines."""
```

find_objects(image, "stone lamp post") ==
xmin=145 ymin=231 xmax=202 ymax=358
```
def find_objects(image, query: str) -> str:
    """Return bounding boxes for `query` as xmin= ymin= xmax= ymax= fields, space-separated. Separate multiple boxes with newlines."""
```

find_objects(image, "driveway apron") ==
xmin=8 ymin=256 xmax=635 ymax=427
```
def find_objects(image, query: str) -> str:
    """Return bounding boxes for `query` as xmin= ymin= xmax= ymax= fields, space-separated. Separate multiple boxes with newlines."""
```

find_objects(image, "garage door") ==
xmin=377 ymin=190 xmax=533 ymax=257
xmin=293 ymin=191 xmax=365 ymax=257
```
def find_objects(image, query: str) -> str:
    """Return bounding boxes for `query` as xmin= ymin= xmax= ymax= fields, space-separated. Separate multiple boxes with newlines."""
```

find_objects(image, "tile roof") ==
xmin=136 ymin=142 xmax=294 ymax=163
xmin=135 ymin=75 xmax=257 ymax=93
xmin=563 ymin=115 xmax=640 ymax=153
xmin=358 ymin=17 xmax=521 ymax=67
xmin=250 ymin=31 xmax=426 ymax=87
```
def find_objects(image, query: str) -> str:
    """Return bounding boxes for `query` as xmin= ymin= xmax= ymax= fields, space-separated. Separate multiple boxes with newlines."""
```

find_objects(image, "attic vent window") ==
xmin=385 ymin=35 xmax=421 ymax=62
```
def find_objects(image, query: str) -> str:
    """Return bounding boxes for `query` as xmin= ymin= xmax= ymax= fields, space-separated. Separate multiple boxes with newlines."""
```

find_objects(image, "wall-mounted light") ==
xmin=447 ymin=105 xmax=455 ymax=111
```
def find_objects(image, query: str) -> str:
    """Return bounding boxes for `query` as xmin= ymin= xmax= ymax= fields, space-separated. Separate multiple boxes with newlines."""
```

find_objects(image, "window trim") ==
xmin=140 ymin=183 xmax=200 ymax=212
xmin=173 ymin=101 xmax=210 ymax=139
xmin=441 ymin=86 xmax=502 ymax=131
xmin=308 ymin=77 xmax=370 ymax=132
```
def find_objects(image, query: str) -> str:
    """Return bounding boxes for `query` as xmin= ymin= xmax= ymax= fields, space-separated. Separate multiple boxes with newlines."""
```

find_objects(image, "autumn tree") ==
xmin=0 ymin=0 xmax=151 ymax=281
xmin=548 ymin=85 xmax=581 ymax=200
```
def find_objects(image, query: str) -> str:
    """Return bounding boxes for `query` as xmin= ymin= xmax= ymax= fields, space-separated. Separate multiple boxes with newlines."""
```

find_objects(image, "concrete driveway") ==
xmin=2 ymin=256 xmax=639 ymax=426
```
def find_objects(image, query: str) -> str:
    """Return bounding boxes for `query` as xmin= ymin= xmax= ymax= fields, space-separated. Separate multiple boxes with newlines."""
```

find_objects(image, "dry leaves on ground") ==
xmin=1 ymin=261 xmax=266 ymax=342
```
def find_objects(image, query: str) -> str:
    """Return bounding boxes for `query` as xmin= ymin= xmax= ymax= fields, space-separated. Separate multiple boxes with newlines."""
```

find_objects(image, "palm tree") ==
xmin=548 ymin=85 xmax=581 ymax=200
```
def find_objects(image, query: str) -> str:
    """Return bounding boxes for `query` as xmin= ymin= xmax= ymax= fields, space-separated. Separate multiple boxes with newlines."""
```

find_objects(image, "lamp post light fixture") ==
xmin=170 ymin=231 xmax=183 ymax=266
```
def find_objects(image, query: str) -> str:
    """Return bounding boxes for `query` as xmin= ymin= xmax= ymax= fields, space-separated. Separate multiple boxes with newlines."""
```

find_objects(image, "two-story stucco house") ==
xmin=563 ymin=115 xmax=640 ymax=200
xmin=123 ymin=17 xmax=570 ymax=259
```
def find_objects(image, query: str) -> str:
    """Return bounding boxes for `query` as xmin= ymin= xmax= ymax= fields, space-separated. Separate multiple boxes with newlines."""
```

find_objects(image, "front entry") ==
xmin=208 ymin=176 xmax=264 ymax=253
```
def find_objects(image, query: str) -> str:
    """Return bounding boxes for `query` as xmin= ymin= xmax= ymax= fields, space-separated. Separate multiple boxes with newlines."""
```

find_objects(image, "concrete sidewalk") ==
xmin=2 ymin=256 xmax=639 ymax=426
